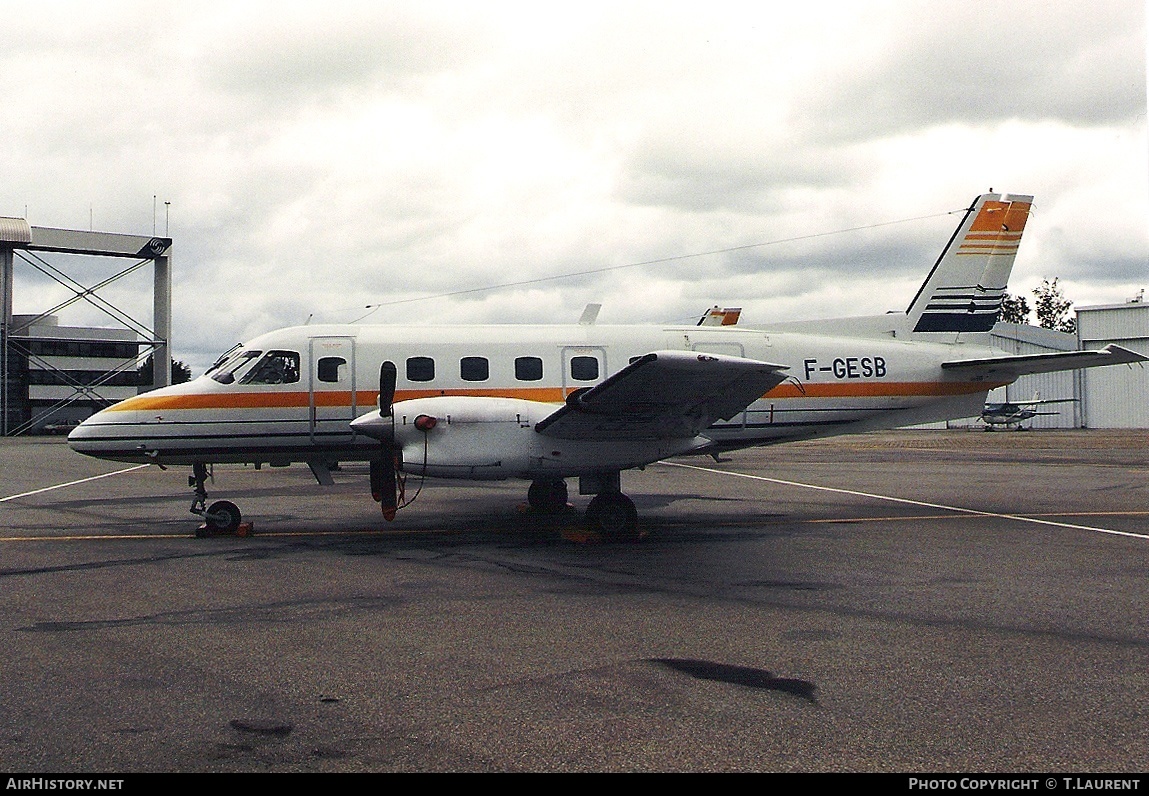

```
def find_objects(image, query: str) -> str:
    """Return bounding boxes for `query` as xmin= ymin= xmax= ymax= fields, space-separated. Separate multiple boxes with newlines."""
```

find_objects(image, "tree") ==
xmin=137 ymin=354 xmax=192 ymax=387
xmin=998 ymin=292 xmax=1031 ymax=325
xmin=1032 ymin=278 xmax=1076 ymax=335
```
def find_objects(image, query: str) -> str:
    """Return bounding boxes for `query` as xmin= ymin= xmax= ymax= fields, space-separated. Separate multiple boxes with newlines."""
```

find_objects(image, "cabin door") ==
xmin=308 ymin=336 xmax=357 ymax=444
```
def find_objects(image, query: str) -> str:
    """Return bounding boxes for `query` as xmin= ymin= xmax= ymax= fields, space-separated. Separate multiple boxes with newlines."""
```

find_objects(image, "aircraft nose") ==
xmin=67 ymin=405 xmax=140 ymax=461
xmin=67 ymin=410 xmax=106 ymax=450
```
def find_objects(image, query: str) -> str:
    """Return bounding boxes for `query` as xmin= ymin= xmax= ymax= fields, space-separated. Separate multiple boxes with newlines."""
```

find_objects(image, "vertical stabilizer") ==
xmin=906 ymin=192 xmax=1033 ymax=334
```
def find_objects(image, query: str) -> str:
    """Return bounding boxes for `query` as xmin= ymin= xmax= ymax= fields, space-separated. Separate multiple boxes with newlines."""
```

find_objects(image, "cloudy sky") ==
xmin=2 ymin=1 xmax=1145 ymax=372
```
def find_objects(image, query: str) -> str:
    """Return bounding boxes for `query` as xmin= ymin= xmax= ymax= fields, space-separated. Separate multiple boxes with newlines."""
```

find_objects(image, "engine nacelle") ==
xmin=392 ymin=396 xmax=546 ymax=480
xmin=391 ymin=395 xmax=705 ymax=480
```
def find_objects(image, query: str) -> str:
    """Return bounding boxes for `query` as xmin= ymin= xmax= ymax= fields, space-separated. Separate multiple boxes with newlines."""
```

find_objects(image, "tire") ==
xmin=206 ymin=500 xmax=242 ymax=534
xmin=585 ymin=492 xmax=639 ymax=541
xmin=528 ymin=479 xmax=568 ymax=513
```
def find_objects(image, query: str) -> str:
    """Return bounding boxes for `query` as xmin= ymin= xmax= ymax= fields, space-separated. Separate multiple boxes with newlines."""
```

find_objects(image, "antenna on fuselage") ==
xmin=579 ymin=303 xmax=601 ymax=325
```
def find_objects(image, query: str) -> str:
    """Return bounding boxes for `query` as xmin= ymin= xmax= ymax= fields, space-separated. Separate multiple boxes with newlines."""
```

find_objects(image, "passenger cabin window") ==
xmin=570 ymin=355 xmax=599 ymax=381
xmin=242 ymin=350 xmax=301 ymax=384
xmin=515 ymin=356 xmax=543 ymax=381
xmin=317 ymin=356 xmax=346 ymax=383
xmin=406 ymin=356 xmax=435 ymax=382
xmin=460 ymin=356 xmax=489 ymax=382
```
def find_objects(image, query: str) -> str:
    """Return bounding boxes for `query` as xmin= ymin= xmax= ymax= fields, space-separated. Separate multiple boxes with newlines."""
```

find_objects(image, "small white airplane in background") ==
xmin=68 ymin=193 xmax=1147 ymax=539
xmin=980 ymin=392 xmax=1078 ymax=430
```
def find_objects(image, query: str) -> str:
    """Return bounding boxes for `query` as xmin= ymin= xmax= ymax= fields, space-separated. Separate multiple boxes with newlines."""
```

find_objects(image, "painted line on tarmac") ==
xmin=664 ymin=461 xmax=1149 ymax=541
xmin=0 ymin=465 xmax=150 ymax=504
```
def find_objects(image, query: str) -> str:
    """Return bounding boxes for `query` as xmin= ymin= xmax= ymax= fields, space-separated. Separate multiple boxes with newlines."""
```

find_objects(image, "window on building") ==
xmin=460 ymin=356 xmax=489 ymax=382
xmin=406 ymin=356 xmax=435 ymax=382
xmin=515 ymin=356 xmax=543 ymax=381
xmin=570 ymin=356 xmax=599 ymax=381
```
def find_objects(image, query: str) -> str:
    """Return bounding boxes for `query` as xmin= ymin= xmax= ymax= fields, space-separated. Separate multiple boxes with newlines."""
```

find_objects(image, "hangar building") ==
xmin=1076 ymin=300 xmax=1149 ymax=428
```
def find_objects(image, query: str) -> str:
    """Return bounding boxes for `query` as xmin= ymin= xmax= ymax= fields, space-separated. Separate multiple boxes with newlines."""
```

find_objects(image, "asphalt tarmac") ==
xmin=1 ymin=429 xmax=1147 ymax=772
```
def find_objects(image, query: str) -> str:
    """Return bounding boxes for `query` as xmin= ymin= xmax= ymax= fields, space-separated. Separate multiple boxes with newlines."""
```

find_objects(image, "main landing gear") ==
xmin=189 ymin=462 xmax=245 ymax=537
xmin=528 ymin=475 xmax=641 ymax=542
xmin=584 ymin=491 xmax=639 ymax=541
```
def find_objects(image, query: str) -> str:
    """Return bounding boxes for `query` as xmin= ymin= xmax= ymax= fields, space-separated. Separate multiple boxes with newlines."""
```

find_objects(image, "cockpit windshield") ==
xmin=204 ymin=344 xmax=243 ymax=376
xmin=210 ymin=349 xmax=263 ymax=384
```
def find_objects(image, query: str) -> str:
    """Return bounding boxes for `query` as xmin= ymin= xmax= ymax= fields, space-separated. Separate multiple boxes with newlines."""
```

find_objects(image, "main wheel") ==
xmin=585 ymin=492 xmax=639 ymax=541
xmin=205 ymin=500 xmax=242 ymax=534
xmin=527 ymin=478 xmax=568 ymax=513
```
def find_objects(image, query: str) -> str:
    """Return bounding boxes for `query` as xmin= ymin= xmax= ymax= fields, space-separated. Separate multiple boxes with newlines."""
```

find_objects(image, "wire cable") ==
xmin=349 ymin=207 xmax=963 ymax=322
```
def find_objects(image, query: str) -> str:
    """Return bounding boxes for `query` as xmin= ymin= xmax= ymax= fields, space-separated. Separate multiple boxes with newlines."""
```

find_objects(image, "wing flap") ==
xmin=942 ymin=344 xmax=1147 ymax=379
xmin=536 ymin=350 xmax=788 ymax=441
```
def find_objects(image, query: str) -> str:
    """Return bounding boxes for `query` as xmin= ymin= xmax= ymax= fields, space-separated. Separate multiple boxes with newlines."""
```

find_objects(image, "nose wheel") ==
xmin=190 ymin=463 xmax=246 ymax=537
xmin=195 ymin=500 xmax=242 ymax=537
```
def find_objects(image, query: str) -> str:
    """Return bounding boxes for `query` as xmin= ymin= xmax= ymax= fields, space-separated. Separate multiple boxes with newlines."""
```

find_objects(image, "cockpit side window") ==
xmin=211 ymin=349 xmax=262 ymax=384
xmin=241 ymin=350 xmax=301 ymax=385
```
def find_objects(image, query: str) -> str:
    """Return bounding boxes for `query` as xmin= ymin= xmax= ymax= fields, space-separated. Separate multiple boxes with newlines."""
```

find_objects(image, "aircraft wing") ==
xmin=942 ymin=344 xmax=1147 ymax=379
xmin=535 ymin=350 xmax=789 ymax=441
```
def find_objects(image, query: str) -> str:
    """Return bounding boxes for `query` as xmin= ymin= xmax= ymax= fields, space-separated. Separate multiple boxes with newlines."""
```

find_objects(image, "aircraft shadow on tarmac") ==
xmin=649 ymin=658 xmax=819 ymax=703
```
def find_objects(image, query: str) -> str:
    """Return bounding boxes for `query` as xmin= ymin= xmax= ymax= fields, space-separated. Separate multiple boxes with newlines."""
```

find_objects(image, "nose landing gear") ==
xmin=189 ymin=462 xmax=247 ymax=537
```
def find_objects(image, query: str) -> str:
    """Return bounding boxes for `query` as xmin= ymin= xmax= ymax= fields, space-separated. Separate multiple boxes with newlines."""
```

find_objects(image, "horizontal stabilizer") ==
xmin=536 ymin=350 xmax=788 ymax=441
xmin=943 ymin=344 xmax=1147 ymax=379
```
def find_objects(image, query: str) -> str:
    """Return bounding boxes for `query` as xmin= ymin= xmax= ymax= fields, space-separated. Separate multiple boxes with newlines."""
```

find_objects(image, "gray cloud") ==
xmin=801 ymin=2 xmax=1144 ymax=142
xmin=0 ymin=1 xmax=1143 ymax=373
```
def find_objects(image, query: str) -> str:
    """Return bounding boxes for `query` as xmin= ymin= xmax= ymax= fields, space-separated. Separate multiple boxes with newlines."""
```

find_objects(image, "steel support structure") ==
xmin=0 ymin=219 xmax=172 ymax=435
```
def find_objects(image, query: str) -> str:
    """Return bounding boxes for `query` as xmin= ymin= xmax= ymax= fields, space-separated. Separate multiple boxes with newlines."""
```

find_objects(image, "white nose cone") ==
xmin=350 ymin=410 xmax=391 ymax=440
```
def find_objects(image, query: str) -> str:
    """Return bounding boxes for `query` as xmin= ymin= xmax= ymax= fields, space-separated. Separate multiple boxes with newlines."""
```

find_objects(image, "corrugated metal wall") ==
xmin=984 ymin=324 xmax=1078 ymax=429
xmin=916 ymin=323 xmax=1078 ymax=429
xmin=1078 ymin=302 xmax=1149 ymax=429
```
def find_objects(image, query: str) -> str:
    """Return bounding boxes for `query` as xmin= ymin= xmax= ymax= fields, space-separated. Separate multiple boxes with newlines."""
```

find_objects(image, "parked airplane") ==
xmin=980 ymin=393 xmax=1077 ymax=430
xmin=68 ymin=193 xmax=1146 ymax=539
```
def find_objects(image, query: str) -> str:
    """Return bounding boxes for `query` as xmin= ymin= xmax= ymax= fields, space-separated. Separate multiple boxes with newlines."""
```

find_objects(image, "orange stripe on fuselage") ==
xmin=107 ymin=386 xmax=567 ymax=412
xmin=107 ymin=380 xmax=1002 ymax=413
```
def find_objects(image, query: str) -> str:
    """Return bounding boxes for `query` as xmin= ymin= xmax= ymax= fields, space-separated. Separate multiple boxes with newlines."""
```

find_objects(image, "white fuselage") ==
xmin=67 ymin=321 xmax=1007 ymax=478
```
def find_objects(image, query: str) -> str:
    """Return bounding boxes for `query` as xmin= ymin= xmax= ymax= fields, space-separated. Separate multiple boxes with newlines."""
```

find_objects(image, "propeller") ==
xmin=367 ymin=361 xmax=398 ymax=520
xmin=352 ymin=361 xmax=437 ymax=521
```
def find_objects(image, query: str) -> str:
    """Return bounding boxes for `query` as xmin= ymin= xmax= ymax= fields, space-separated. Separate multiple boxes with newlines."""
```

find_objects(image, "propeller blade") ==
xmin=379 ymin=360 xmax=396 ymax=416
xmin=380 ymin=455 xmax=398 ymax=521
xmin=369 ymin=457 xmax=399 ymax=521
xmin=375 ymin=361 xmax=399 ymax=520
